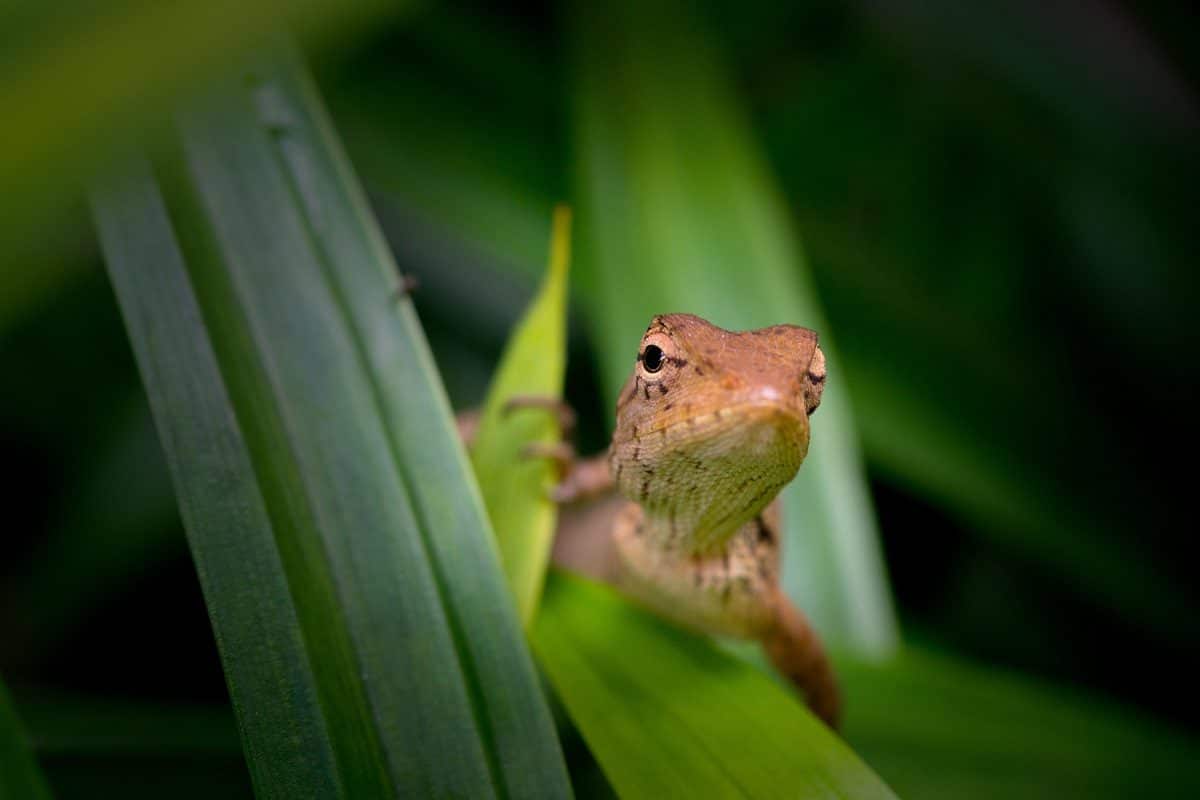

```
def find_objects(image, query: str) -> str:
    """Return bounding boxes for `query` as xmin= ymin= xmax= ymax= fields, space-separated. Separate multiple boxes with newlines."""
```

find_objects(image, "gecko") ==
xmin=494 ymin=313 xmax=840 ymax=728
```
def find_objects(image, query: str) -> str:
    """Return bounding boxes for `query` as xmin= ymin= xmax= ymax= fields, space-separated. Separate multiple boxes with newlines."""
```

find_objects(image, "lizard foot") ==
xmin=519 ymin=440 xmax=613 ymax=504
xmin=455 ymin=394 xmax=573 ymax=449
xmin=520 ymin=441 xmax=577 ymax=474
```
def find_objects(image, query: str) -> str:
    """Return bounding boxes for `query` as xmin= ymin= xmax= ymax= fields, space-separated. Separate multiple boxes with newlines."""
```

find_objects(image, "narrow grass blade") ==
xmin=569 ymin=0 xmax=897 ymax=657
xmin=1 ymin=678 xmax=53 ymax=800
xmin=533 ymin=572 xmax=899 ymax=799
xmin=91 ymin=42 xmax=570 ymax=799
xmin=470 ymin=206 xmax=572 ymax=626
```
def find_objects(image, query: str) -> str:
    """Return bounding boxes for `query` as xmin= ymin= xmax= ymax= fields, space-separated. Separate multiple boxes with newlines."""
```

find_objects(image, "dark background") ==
xmin=2 ymin=0 xmax=1197 ymax=795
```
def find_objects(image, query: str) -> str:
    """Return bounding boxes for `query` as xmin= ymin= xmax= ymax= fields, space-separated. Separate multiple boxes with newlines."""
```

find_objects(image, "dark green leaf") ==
xmin=91 ymin=42 xmax=570 ymax=799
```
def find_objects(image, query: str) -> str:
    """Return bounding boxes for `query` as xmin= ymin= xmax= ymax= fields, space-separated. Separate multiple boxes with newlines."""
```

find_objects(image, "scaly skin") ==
xmin=553 ymin=313 xmax=839 ymax=728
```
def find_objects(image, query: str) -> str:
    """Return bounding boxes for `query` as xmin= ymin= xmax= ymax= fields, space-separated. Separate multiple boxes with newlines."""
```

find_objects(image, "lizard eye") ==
xmin=642 ymin=344 xmax=664 ymax=373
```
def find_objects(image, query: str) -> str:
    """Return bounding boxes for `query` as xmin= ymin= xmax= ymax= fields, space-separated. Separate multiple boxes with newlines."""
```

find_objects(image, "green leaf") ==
xmin=1 ymin=677 xmax=53 ymax=800
xmin=533 ymin=572 xmax=899 ymax=799
xmin=568 ymin=0 xmax=897 ymax=656
xmin=470 ymin=206 xmax=572 ymax=626
xmin=90 ymin=41 xmax=570 ymax=798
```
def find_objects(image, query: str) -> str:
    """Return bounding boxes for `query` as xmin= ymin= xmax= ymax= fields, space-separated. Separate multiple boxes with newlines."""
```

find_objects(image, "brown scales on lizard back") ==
xmin=606 ymin=314 xmax=840 ymax=728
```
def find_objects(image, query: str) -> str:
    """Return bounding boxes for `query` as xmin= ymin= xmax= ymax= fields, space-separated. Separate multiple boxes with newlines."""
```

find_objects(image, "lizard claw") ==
xmin=520 ymin=441 xmax=576 ymax=474
xmin=519 ymin=441 xmax=614 ymax=505
xmin=520 ymin=441 xmax=581 ymax=504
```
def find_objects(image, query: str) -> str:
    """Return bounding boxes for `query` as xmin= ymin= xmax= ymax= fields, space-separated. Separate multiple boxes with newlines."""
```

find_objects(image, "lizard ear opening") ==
xmin=805 ymin=345 xmax=827 ymax=415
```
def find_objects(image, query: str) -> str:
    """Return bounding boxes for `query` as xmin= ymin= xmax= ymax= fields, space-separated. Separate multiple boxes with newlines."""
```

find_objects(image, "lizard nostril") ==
xmin=805 ymin=346 xmax=827 ymax=415
xmin=752 ymin=384 xmax=781 ymax=402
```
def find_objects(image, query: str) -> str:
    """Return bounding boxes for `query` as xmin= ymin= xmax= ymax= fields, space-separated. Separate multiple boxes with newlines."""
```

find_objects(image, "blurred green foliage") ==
xmin=1 ymin=676 xmax=52 ymax=800
xmin=0 ymin=0 xmax=408 ymax=280
xmin=2 ymin=0 xmax=1199 ymax=797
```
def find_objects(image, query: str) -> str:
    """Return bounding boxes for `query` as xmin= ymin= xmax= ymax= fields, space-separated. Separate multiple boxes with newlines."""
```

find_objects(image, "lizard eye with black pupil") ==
xmin=642 ymin=345 xmax=664 ymax=373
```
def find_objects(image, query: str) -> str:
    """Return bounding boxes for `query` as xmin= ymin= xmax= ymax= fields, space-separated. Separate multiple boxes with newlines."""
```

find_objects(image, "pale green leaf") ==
xmin=471 ymin=206 xmax=572 ymax=626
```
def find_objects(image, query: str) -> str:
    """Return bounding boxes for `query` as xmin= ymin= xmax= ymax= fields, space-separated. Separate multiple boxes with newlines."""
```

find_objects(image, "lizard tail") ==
xmin=762 ymin=589 xmax=841 ymax=730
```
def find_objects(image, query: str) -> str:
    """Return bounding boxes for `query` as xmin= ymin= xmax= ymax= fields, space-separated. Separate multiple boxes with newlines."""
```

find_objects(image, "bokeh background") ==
xmin=2 ymin=0 xmax=1198 ymax=796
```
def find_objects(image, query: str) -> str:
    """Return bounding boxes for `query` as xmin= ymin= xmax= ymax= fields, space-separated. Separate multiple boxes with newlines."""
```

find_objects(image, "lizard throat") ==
xmin=610 ymin=402 xmax=807 ymax=555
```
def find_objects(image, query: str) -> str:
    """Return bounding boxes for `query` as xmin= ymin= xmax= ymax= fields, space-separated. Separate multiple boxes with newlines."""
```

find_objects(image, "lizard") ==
xmin=484 ymin=313 xmax=840 ymax=728
xmin=463 ymin=316 xmax=840 ymax=729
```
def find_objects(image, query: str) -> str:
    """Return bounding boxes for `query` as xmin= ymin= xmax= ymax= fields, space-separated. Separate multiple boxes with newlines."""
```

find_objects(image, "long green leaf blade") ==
xmin=92 ymin=42 xmax=570 ymax=799
xmin=1 ymin=677 xmax=53 ymax=800
xmin=263 ymin=54 xmax=573 ymax=798
xmin=470 ymin=206 xmax=572 ymax=625
xmin=91 ymin=157 xmax=345 ymax=798
xmin=569 ymin=0 xmax=897 ymax=657
xmin=534 ymin=572 xmax=898 ymax=799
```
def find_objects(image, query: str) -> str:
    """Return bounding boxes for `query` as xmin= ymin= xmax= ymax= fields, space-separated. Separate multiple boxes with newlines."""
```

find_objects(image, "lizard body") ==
xmin=552 ymin=313 xmax=839 ymax=727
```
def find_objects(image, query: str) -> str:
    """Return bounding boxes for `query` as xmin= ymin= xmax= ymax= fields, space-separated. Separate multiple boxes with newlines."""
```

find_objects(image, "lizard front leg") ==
xmin=455 ymin=400 xmax=622 ymax=581
xmin=458 ymin=395 xmax=614 ymax=502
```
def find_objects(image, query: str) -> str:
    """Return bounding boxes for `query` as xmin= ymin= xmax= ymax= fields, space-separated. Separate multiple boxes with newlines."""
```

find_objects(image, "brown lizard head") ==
xmin=609 ymin=313 xmax=826 ymax=552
